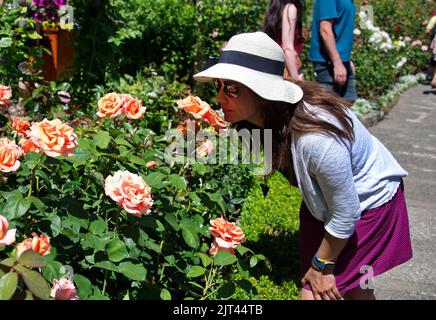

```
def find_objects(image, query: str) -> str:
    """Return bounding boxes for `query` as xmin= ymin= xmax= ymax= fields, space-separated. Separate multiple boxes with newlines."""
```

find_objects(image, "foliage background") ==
xmin=1 ymin=0 xmax=434 ymax=300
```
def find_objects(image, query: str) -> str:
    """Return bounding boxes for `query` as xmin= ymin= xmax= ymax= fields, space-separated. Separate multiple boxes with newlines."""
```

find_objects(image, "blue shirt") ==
xmin=309 ymin=0 xmax=355 ymax=63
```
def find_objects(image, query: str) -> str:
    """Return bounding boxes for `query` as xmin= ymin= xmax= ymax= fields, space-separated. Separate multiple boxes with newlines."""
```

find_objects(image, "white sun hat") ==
xmin=193 ymin=31 xmax=303 ymax=104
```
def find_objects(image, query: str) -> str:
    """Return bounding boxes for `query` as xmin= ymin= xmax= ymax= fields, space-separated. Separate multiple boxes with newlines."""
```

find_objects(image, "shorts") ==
xmin=314 ymin=61 xmax=358 ymax=102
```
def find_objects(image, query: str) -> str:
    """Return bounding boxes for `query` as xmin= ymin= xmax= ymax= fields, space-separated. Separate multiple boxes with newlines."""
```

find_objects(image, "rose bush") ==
xmin=0 ymin=85 xmax=265 ymax=300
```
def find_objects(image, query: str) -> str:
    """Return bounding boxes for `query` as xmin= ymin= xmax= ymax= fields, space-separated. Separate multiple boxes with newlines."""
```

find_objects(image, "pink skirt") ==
xmin=300 ymin=181 xmax=413 ymax=294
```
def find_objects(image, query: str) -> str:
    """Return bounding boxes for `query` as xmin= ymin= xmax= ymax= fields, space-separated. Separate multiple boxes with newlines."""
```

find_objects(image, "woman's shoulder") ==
xmin=283 ymin=3 xmax=298 ymax=18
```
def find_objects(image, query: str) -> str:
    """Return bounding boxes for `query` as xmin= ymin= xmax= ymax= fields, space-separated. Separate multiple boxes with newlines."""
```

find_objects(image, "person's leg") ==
xmin=343 ymin=286 xmax=375 ymax=300
xmin=431 ymin=66 xmax=436 ymax=88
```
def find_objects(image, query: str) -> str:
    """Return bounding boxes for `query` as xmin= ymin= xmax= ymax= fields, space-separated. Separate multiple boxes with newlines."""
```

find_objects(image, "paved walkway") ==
xmin=368 ymin=84 xmax=436 ymax=300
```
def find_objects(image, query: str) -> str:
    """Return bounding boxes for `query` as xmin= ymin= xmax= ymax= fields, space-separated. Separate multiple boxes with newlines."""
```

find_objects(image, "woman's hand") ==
xmin=301 ymin=266 xmax=343 ymax=300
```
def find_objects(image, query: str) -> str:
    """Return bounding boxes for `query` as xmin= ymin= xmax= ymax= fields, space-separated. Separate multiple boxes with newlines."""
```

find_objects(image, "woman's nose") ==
xmin=216 ymin=85 xmax=227 ymax=104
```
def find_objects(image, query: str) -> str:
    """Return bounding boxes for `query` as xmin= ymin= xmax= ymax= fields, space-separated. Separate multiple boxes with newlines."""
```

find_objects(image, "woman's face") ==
xmin=214 ymin=79 xmax=264 ymax=127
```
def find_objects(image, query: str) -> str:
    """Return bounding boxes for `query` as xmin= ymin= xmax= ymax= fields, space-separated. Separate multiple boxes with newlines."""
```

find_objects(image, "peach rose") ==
xmin=209 ymin=217 xmax=245 ymax=255
xmin=0 ymin=85 xmax=12 ymax=105
xmin=177 ymin=96 xmax=211 ymax=120
xmin=177 ymin=96 xmax=227 ymax=129
xmin=0 ymin=138 xmax=24 ymax=173
xmin=19 ymin=138 xmax=40 ymax=154
xmin=146 ymin=160 xmax=157 ymax=169
xmin=96 ymin=92 xmax=123 ymax=118
xmin=105 ymin=170 xmax=153 ymax=217
xmin=121 ymin=94 xmax=146 ymax=120
xmin=202 ymin=108 xmax=227 ymax=129
xmin=29 ymin=118 xmax=78 ymax=157
xmin=0 ymin=214 xmax=16 ymax=246
xmin=197 ymin=138 xmax=214 ymax=157
xmin=17 ymin=232 xmax=51 ymax=257
xmin=209 ymin=240 xmax=236 ymax=256
xmin=50 ymin=278 xmax=79 ymax=300
xmin=15 ymin=238 xmax=32 ymax=257
xmin=11 ymin=117 xmax=31 ymax=138
xmin=31 ymin=233 xmax=51 ymax=256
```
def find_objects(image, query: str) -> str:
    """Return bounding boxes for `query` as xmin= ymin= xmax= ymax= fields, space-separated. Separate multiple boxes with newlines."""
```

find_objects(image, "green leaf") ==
xmin=199 ymin=253 xmax=212 ymax=268
xmin=218 ymin=282 xmax=236 ymax=300
xmin=27 ymin=196 xmax=46 ymax=211
xmin=236 ymin=245 xmax=252 ymax=256
xmin=42 ymin=260 xmax=63 ymax=283
xmin=0 ymin=272 xmax=18 ymax=300
xmin=73 ymin=274 xmax=92 ymax=299
xmin=255 ymin=254 xmax=272 ymax=271
xmin=160 ymin=288 xmax=171 ymax=300
xmin=93 ymin=131 xmax=111 ymax=149
xmin=236 ymin=260 xmax=249 ymax=277
xmin=164 ymin=213 xmax=180 ymax=231
xmin=118 ymin=262 xmax=147 ymax=281
xmin=168 ymin=174 xmax=187 ymax=190
xmin=187 ymin=266 xmax=205 ymax=278
xmin=181 ymin=227 xmax=199 ymax=249
xmin=143 ymin=172 xmax=165 ymax=188
xmin=14 ymin=265 xmax=50 ymax=300
xmin=129 ymin=155 xmax=149 ymax=166
xmin=249 ymin=256 xmax=258 ymax=268
xmin=89 ymin=218 xmax=107 ymax=235
xmin=214 ymin=250 xmax=237 ymax=266
xmin=95 ymin=261 xmax=119 ymax=272
xmin=106 ymin=239 xmax=128 ymax=262
xmin=49 ymin=215 xmax=61 ymax=237
xmin=17 ymin=250 xmax=46 ymax=268
xmin=28 ymin=31 xmax=43 ymax=40
xmin=0 ymin=191 xmax=31 ymax=220
xmin=114 ymin=136 xmax=132 ymax=147
xmin=0 ymin=258 xmax=15 ymax=268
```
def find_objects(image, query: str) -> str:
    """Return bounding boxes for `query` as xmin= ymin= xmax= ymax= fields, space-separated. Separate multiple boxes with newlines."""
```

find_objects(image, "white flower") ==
xmin=0 ymin=37 xmax=12 ymax=48
xmin=353 ymin=28 xmax=361 ymax=36
xmin=393 ymin=57 xmax=407 ymax=69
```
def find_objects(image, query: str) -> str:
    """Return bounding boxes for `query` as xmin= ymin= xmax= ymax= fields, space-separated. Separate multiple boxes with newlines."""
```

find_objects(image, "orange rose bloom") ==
xmin=146 ymin=161 xmax=157 ymax=169
xmin=11 ymin=117 xmax=31 ymax=138
xmin=177 ymin=96 xmax=227 ymax=129
xmin=121 ymin=94 xmax=146 ymax=120
xmin=0 ymin=138 xmax=24 ymax=173
xmin=105 ymin=170 xmax=154 ymax=217
xmin=19 ymin=138 xmax=40 ymax=154
xmin=96 ymin=92 xmax=123 ymax=118
xmin=29 ymin=119 xmax=78 ymax=158
xmin=0 ymin=85 xmax=12 ymax=105
xmin=209 ymin=217 xmax=245 ymax=255
xmin=16 ymin=233 xmax=51 ymax=257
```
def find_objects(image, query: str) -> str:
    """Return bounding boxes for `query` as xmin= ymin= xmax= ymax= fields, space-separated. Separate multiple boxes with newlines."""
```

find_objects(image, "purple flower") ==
xmin=33 ymin=12 xmax=44 ymax=23
xmin=57 ymin=91 xmax=71 ymax=104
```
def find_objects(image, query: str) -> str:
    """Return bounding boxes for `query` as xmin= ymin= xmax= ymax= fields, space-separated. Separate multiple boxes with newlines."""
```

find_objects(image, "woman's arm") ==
xmin=320 ymin=20 xmax=347 ymax=85
xmin=316 ymin=231 xmax=349 ymax=262
xmin=281 ymin=4 xmax=300 ymax=80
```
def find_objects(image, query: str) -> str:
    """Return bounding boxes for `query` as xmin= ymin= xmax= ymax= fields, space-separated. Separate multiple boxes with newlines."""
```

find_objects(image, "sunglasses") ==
xmin=213 ymin=79 xmax=245 ymax=98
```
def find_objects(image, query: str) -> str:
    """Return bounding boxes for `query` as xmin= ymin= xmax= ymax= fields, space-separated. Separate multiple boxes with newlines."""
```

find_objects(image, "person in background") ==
xmin=263 ymin=0 xmax=306 ymax=80
xmin=309 ymin=0 xmax=357 ymax=102
xmin=424 ymin=12 xmax=436 ymax=88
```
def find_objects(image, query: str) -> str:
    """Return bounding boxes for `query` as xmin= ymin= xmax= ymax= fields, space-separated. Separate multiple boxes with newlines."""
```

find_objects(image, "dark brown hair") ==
xmin=234 ymin=80 xmax=354 ymax=186
xmin=263 ymin=0 xmax=306 ymax=42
